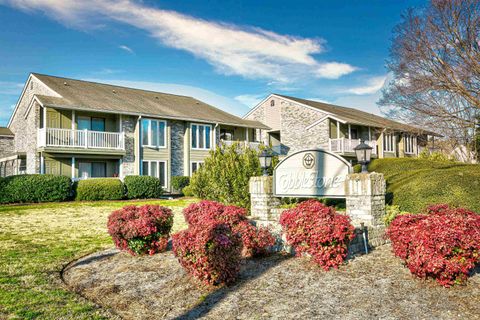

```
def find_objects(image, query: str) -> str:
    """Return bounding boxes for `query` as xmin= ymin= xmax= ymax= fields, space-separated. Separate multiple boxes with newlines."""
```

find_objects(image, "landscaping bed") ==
xmin=62 ymin=245 xmax=480 ymax=320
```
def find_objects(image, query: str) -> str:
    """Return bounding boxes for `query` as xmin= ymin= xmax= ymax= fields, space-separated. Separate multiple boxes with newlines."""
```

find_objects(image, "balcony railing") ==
xmin=329 ymin=138 xmax=377 ymax=154
xmin=220 ymin=140 xmax=262 ymax=151
xmin=38 ymin=128 xmax=125 ymax=150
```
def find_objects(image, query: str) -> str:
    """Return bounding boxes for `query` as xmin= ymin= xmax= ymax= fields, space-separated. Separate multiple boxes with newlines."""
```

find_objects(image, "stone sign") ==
xmin=273 ymin=149 xmax=351 ymax=197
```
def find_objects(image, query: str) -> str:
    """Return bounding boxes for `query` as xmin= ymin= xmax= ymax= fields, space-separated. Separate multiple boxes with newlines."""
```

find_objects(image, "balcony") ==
xmin=329 ymin=138 xmax=377 ymax=155
xmin=38 ymin=128 xmax=125 ymax=150
xmin=220 ymin=140 xmax=262 ymax=151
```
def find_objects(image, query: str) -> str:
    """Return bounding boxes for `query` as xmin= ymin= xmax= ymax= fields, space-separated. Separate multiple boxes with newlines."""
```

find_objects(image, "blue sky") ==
xmin=0 ymin=0 xmax=426 ymax=126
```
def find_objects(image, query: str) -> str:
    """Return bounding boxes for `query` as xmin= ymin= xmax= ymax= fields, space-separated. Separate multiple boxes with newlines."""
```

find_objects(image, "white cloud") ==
xmin=83 ymin=78 xmax=251 ymax=117
xmin=344 ymin=75 xmax=387 ymax=95
xmin=234 ymin=94 xmax=265 ymax=108
xmin=1 ymin=0 xmax=357 ymax=82
xmin=119 ymin=44 xmax=134 ymax=54
xmin=0 ymin=81 xmax=23 ymax=95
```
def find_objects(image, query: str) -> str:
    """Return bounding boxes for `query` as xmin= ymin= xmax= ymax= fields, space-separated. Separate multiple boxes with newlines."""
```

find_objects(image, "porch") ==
xmin=328 ymin=138 xmax=377 ymax=156
xmin=42 ymin=154 xmax=121 ymax=180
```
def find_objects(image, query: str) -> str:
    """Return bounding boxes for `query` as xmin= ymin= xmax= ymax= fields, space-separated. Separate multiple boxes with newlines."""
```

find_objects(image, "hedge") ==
xmin=363 ymin=158 xmax=480 ymax=212
xmin=171 ymin=176 xmax=190 ymax=194
xmin=75 ymin=178 xmax=124 ymax=201
xmin=124 ymin=175 xmax=163 ymax=199
xmin=0 ymin=174 xmax=72 ymax=204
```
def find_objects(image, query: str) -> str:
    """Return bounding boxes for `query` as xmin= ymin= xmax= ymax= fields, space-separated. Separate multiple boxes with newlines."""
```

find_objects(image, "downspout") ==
xmin=137 ymin=115 xmax=142 ymax=175
xmin=213 ymin=123 xmax=219 ymax=150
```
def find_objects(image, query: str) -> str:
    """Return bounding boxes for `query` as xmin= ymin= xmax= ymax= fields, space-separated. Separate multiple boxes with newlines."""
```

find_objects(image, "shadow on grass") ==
xmin=68 ymin=250 xmax=118 ymax=269
xmin=173 ymin=253 xmax=292 ymax=320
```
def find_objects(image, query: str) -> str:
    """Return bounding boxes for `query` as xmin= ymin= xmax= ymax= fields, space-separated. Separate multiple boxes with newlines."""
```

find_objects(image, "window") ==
xmin=220 ymin=128 xmax=234 ymax=141
xmin=270 ymin=100 xmax=275 ymax=107
xmin=78 ymin=162 xmax=106 ymax=179
xmin=404 ymin=135 xmax=416 ymax=154
xmin=77 ymin=116 xmax=105 ymax=131
xmin=141 ymin=119 xmax=166 ymax=148
xmin=142 ymin=160 xmax=167 ymax=187
xmin=191 ymin=161 xmax=204 ymax=175
xmin=383 ymin=133 xmax=395 ymax=152
xmin=191 ymin=124 xmax=211 ymax=150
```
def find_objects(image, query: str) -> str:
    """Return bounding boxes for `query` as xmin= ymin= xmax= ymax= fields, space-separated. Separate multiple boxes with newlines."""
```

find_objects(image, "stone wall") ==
xmin=170 ymin=120 xmax=185 ymax=177
xmin=0 ymin=136 xmax=14 ymax=158
xmin=120 ymin=115 xmax=137 ymax=177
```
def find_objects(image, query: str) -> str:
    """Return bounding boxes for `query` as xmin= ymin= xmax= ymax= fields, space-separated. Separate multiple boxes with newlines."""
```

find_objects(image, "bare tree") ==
xmin=380 ymin=0 xmax=480 ymax=160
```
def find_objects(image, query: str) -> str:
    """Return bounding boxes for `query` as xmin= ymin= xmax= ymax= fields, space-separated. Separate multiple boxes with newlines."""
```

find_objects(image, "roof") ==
xmin=274 ymin=94 xmax=441 ymax=136
xmin=0 ymin=127 xmax=13 ymax=136
xmin=30 ymin=73 xmax=269 ymax=129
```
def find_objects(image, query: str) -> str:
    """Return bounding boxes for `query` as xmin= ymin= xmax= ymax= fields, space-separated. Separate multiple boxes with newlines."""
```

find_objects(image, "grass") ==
xmin=0 ymin=198 xmax=196 ymax=319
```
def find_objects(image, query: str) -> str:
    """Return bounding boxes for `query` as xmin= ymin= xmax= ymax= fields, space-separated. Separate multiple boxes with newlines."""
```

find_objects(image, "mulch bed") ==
xmin=62 ymin=245 xmax=480 ymax=320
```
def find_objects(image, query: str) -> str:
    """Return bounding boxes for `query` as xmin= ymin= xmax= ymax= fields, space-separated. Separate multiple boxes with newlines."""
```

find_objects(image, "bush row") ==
xmin=386 ymin=204 xmax=480 ymax=287
xmin=0 ymin=174 xmax=164 ymax=204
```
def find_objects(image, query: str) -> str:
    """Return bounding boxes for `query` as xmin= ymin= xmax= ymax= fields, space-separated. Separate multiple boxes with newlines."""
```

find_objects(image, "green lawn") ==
xmin=0 ymin=198 xmax=195 ymax=320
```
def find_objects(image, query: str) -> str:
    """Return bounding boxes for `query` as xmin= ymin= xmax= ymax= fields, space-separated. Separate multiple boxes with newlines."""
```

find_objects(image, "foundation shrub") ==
xmin=172 ymin=220 xmax=241 ymax=285
xmin=386 ymin=204 xmax=480 ymax=287
xmin=0 ymin=174 xmax=72 ymax=204
xmin=75 ymin=178 xmax=124 ymax=201
xmin=124 ymin=175 xmax=163 ymax=199
xmin=188 ymin=143 xmax=278 ymax=209
xmin=183 ymin=200 xmax=275 ymax=257
xmin=171 ymin=176 xmax=190 ymax=194
xmin=107 ymin=204 xmax=173 ymax=255
xmin=279 ymin=199 xmax=355 ymax=270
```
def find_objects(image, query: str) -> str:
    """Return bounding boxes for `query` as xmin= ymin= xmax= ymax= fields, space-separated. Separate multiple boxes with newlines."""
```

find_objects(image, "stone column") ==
xmin=345 ymin=172 xmax=388 ymax=250
xmin=249 ymin=176 xmax=282 ymax=225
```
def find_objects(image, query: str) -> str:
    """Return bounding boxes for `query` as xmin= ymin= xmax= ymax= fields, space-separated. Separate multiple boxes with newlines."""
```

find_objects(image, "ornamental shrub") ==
xmin=279 ymin=200 xmax=355 ymax=270
xmin=183 ymin=200 xmax=275 ymax=257
xmin=0 ymin=174 xmax=72 ymax=204
xmin=75 ymin=178 xmax=124 ymax=201
xmin=386 ymin=204 xmax=480 ymax=287
xmin=124 ymin=175 xmax=163 ymax=199
xmin=171 ymin=176 xmax=190 ymax=194
xmin=188 ymin=143 xmax=278 ymax=210
xmin=172 ymin=220 xmax=241 ymax=285
xmin=107 ymin=204 xmax=173 ymax=255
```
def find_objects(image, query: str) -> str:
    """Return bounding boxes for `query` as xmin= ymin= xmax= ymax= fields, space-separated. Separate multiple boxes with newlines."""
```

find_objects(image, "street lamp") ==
xmin=354 ymin=140 xmax=373 ymax=173
xmin=258 ymin=149 xmax=273 ymax=176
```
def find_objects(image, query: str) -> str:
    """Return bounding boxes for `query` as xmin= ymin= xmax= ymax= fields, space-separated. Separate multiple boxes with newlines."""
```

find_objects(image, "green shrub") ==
xmin=182 ymin=185 xmax=194 ymax=197
xmin=124 ymin=175 xmax=163 ymax=199
xmin=366 ymin=158 xmax=480 ymax=212
xmin=75 ymin=178 xmax=124 ymax=201
xmin=189 ymin=143 xmax=277 ymax=209
xmin=171 ymin=176 xmax=190 ymax=194
xmin=384 ymin=205 xmax=409 ymax=226
xmin=0 ymin=174 xmax=72 ymax=204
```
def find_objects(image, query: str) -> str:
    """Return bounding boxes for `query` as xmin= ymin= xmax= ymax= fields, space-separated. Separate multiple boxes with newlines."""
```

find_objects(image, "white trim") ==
xmin=40 ymin=153 xmax=44 ymax=174
xmin=336 ymin=120 xmax=341 ymax=139
xmin=141 ymin=118 xmax=167 ymax=148
xmin=190 ymin=161 xmax=204 ymax=176
xmin=71 ymin=157 xmax=75 ymax=179
xmin=141 ymin=160 xmax=168 ymax=188
xmin=190 ymin=123 xmax=212 ymax=150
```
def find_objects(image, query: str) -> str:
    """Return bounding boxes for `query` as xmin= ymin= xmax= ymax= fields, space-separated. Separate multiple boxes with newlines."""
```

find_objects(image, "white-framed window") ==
xmin=383 ymin=133 xmax=395 ymax=152
xmin=190 ymin=161 xmax=204 ymax=176
xmin=191 ymin=123 xmax=212 ymax=150
xmin=142 ymin=160 xmax=167 ymax=188
xmin=141 ymin=119 xmax=167 ymax=148
xmin=404 ymin=134 xmax=416 ymax=154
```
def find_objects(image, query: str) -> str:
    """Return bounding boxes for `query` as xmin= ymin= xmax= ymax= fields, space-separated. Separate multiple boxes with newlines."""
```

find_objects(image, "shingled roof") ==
xmin=31 ymin=73 xmax=269 ymax=129
xmin=276 ymin=94 xmax=440 ymax=136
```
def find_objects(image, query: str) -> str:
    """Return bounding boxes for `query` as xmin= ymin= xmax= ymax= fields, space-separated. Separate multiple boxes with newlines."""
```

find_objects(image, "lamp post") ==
xmin=258 ymin=149 xmax=273 ymax=176
xmin=354 ymin=140 xmax=373 ymax=173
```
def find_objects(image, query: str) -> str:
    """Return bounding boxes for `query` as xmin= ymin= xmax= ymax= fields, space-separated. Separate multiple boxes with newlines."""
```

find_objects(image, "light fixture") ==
xmin=354 ymin=140 xmax=373 ymax=173
xmin=258 ymin=149 xmax=273 ymax=176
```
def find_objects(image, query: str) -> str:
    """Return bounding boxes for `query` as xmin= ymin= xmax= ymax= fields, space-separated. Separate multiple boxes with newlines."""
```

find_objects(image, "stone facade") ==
xmin=0 ymin=136 xmax=14 ymax=159
xmin=170 ymin=120 xmax=185 ymax=177
xmin=120 ymin=115 xmax=137 ymax=177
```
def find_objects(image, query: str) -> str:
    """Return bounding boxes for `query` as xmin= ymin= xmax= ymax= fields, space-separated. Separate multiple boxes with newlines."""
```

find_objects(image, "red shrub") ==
xmin=386 ymin=204 xmax=480 ymax=287
xmin=172 ymin=220 xmax=241 ymax=285
xmin=107 ymin=205 xmax=173 ymax=255
xmin=279 ymin=199 xmax=355 ymax=270
xmin=182 ymin=200 xmax=275 ymax=257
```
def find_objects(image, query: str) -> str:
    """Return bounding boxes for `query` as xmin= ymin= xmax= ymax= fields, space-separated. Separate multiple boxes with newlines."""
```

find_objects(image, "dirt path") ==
xmin=62 ymin=245 xmax=480 ymax=320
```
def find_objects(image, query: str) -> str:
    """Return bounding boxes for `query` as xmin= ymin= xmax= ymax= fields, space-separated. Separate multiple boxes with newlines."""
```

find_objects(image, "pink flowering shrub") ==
xmin=107 ymin=204 xmax=173 ymax=255
xmin=182 ymin=200 xmax=275 ymax=257
xmin=279 ymin=200 xmax=355 ymax=270
xmin=172 ymin=220 xmax=241 ymax=285
xmin=386 ymin=204 xmax=480 ymax=287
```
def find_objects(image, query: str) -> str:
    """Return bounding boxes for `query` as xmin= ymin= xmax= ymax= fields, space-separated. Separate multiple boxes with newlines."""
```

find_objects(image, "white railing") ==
xmin=38 ymin=128 xmax=125 ymax=150
xmin=328 ymin=138 xmax=377 ymax=154
xmin=220 ymin=140 xmax=262 ymax=150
